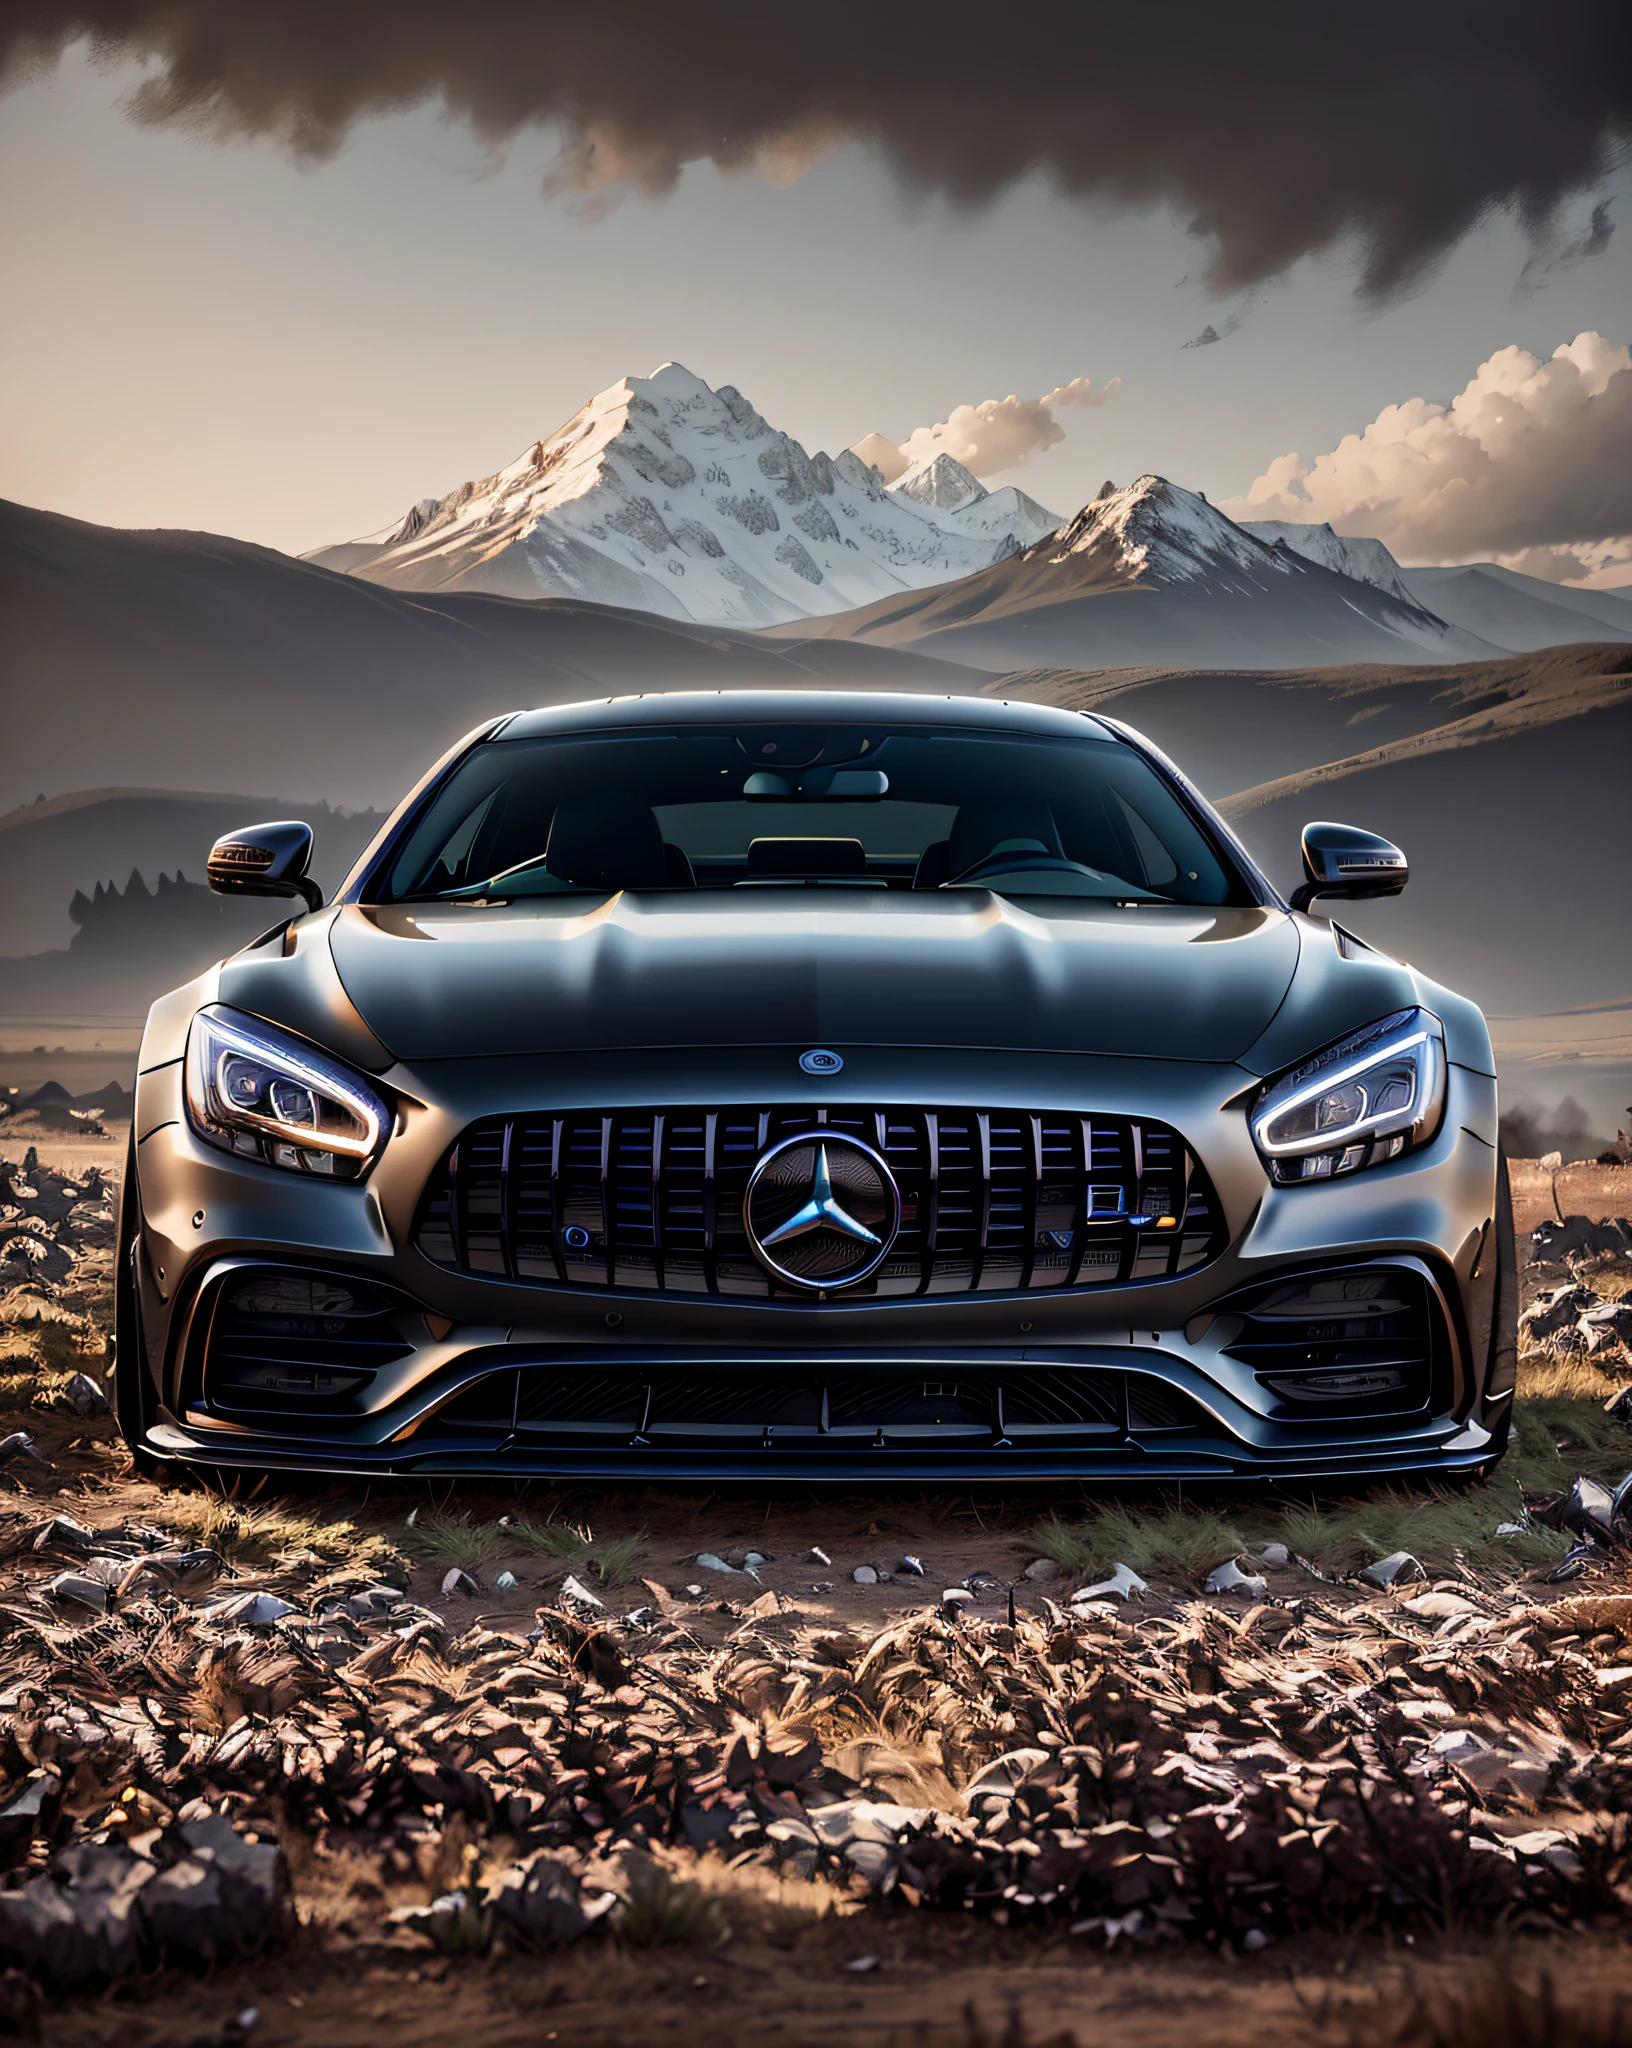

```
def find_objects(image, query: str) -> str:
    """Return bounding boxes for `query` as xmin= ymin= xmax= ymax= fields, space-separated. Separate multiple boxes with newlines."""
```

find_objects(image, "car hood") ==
xmin=323 ymin=892 xmax=1303 ymax=1064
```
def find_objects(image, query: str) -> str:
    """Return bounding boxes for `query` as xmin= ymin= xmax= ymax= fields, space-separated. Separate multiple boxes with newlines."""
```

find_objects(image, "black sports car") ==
xmin=115 ymin=690 xmax=1516 ymax=1482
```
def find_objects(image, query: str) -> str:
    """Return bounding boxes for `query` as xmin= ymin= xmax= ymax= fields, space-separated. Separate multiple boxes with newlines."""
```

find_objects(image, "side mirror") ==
xmin=1288 ymin=820 xmax=1408 ymax=913
xmin=207 ymin=820 xmax=323 ymax=913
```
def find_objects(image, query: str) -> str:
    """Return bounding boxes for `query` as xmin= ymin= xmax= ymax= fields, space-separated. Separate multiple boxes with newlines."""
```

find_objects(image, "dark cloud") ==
xmin=4 ymin=2 xmax=1630 ymax=297
xmin=1515 ymin=198 xmax=1617 ymax=295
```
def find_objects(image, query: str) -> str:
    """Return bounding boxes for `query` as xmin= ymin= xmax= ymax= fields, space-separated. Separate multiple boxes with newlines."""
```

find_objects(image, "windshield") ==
xmin=377 ymin=722 xmax=1248 ymax=906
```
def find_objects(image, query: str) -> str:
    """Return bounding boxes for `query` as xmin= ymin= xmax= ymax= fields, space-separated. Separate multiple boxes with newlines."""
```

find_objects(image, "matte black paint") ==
xmin=119 ymin=691 xmax=1514 ymax=1483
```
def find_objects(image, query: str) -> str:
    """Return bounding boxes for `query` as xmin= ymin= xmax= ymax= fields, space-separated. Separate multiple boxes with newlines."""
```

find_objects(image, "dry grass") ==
xmin=155 ymin=1489 xmax=402 ymax=1576
xmin=1338 ymin=1967 xmax=1632 ymax=2048
xmin=404 ymin=1507 xmax=649 ymax=1586
xmin=1030 ymin=1359 xmax=1631 ymax=1589
xmin=678 ymin=1852 xmax=852 ymax=1939
xmin=610 ymin=1850 xmax=728 ymax=1947
xmin=1032 ymin=1502 xmax=1252 ymax=1584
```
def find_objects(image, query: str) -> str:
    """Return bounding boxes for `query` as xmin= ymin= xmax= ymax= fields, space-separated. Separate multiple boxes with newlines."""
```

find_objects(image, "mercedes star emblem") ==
xmin=743 ymin=1132 xmax=901 ymax=1289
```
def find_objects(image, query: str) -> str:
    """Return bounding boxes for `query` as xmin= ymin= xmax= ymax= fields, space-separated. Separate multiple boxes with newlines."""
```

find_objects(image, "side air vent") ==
xmin=413 ymin=1104 xmax=1225 ymax=1301
xmin=204 ymin=1270 xmax=410 ymax=1419
xmin=1218 ymin=1265 xmax=1445 ymax=1417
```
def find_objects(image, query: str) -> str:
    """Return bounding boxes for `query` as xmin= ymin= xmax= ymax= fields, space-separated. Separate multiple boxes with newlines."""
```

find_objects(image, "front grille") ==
xmin=414 ymin=1104 xmax=1225 ymax=1299
xmin=432 ymin=1363 xmax=1219 ymax=1445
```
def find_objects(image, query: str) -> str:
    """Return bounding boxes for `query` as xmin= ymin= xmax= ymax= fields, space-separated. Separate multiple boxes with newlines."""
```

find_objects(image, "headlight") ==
xmin=185 ymin=1005 xmax=387 ymax=1180
xmin=1251 ymin=1007 xmax=1445 ymax=1184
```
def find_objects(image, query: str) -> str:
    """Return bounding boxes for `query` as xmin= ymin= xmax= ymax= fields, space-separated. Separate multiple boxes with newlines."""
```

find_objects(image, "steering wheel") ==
xmin=947 ymin=852 xmax=1103 ymax=886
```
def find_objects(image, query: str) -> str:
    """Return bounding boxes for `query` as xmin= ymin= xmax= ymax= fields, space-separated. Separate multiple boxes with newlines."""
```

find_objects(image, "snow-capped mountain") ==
xmin=779 ymin=475 xmax=1503 ymax=670
xmin=889 ymin=452 xmax=1062 ymax=552
xmin=1242 ymin=519 xmax=1417 ymax=605
xmin=1045 ymin=475 xmax=1305 ymax=589
xmin=306 ymin=364 xmax=1031 ymax=628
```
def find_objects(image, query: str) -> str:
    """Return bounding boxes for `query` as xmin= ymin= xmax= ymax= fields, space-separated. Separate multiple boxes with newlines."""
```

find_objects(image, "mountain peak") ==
xmin=847 ymin=432 xmax=908 ymax=483
xmin=1241 ymin=518 xmax=1416 ymax=605
xmin=891 ymin=451 xmax=988 ymax=514
xmin=308 ymin=364 xmax=1029 ymax=627
xmin=1042 ymin=474 xmax=1289 ymax=588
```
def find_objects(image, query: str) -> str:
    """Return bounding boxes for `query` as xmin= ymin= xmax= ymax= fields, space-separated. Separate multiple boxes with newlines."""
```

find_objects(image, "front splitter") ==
xmin=143 ymin=1421 xmax=1494 ymax=1487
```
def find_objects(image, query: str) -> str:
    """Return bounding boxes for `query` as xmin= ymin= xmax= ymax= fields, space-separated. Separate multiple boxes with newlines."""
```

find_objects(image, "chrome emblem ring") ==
xmin=743 ymin=1132 xmax=901 ymax=1290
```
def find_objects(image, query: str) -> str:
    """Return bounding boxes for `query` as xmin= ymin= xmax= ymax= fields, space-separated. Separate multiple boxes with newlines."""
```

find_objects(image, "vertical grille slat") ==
xmin=415 ymin=1103 xmax=1224 ymax=1299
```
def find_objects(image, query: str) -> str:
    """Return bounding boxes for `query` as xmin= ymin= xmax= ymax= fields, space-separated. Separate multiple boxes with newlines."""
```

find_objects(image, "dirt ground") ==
xmin=36 ymin=1926 xmax=1632 ymax=2047
xmin=5 ymin=1129 xmax=1632 ymax=2047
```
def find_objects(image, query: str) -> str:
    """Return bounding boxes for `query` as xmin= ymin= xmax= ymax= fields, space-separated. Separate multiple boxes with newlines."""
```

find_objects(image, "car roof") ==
xmin=496 ymin=690 xmax=1121 ymax=744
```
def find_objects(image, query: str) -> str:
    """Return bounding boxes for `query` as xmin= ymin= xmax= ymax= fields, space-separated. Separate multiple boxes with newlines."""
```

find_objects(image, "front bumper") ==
xmin=128 ymin=1043 xmax=1506 ymax=1484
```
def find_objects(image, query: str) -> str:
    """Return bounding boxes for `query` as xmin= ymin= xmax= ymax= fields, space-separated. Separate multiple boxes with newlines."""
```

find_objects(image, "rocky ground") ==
xmin=3 ymin=1129 xmax=1632 ymax=2045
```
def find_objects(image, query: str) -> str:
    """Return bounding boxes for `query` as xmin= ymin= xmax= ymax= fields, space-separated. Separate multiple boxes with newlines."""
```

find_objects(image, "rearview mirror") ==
xmin=1289 ymin=820 xmax=1408 ymax=912
xmin=207 ymin=820 xmax=323 ymax=913
xmin=743 ymin=767 xmax=889 ymax=800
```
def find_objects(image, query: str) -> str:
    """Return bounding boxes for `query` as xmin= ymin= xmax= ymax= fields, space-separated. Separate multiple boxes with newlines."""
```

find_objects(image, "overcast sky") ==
xmin=2 ymin=26 xmax=1628 ymax=579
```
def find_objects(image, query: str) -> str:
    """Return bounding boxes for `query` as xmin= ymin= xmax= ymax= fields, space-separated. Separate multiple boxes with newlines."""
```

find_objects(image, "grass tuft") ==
xmin=155 ymin=1490 xmax=401 ymax=1573
xmin=611 ymin=1852 xmax=728 ymax=1947
xmin=1032 ymin=1501 xmax=1251 ymax=1584
xmin=404 ymin=1510 xmax=649 ymax=1585
xmin=405 ymin=1508 xmax=497 ymax=1572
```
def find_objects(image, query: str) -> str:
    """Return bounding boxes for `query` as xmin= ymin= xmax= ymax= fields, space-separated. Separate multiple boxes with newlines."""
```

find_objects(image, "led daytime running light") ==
xmin=1251 ymin=1007 xmax=1445 ymax=1184
xmin=186 ymin=1006 xmax=386 ymax=1173
xmin=1253 ymin=1025 xmax=1435 ymax=1157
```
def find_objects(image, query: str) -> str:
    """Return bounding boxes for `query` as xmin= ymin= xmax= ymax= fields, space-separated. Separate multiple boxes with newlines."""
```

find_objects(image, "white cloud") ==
xmin=892 ymin=375 xmax=1115 ymax=479
xmin=1220 ymin=332 xmax=1632 ymax=583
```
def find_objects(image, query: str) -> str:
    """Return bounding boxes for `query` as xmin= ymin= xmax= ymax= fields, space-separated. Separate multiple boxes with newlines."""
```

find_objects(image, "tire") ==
xmin=112 ymin=1128 xmax=162 ymax=1473
xmin=1480 ymin=1146 xmax=1520 ymax=1463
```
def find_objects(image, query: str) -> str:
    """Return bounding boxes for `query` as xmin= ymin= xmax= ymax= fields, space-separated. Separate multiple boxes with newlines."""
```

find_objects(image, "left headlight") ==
xmin=185 ymin=1005 xmax=387 ymax=1180
xmin=1251 ymin=1007 xmax=1445 ymax=1185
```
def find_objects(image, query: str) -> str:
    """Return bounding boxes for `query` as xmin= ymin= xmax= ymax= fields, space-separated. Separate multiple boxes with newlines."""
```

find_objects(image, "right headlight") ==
xmin=185 ymin=1004 xmax=387 ymax=1181
xmin=1251 ymin=1007 xmax=1445 ymax=1184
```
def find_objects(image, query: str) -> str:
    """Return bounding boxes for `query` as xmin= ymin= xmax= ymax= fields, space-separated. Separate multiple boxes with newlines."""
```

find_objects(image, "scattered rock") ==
xmin=441 ymin=1568 xmax=480 ymax=1599
xmin=1022 ymin=1557 xmax=1059 ymax=1582
xmin=0 ymin=1823 xmax=287 ymax=1990
xmin=200 ymin=1591 xmax=295 ymax=1627
xmin=0 ymin=1430 xmax=47 ymax=1471
xmin=1070 ymin=1563 xmax=1147 ymax=1603
xmin=852 ymin=1565 xmax=878 ymax=1586
xmin=1359 ymin=1552 xmax=1427 ymax=1590
xmin=46 ymin=1569 xmax=108 ymax=1613
xmin=1260 ymin=1543 xmax=1290 ymax=1567
xmin=1536 ymin=1476 xmax=1620 ymax=1544
xmin=900 ymin=1554 xmax=926 ymax=1577
xmin=1206 ymin=1559 xmax=1268 ymax=1599
xmin=53 ymin=1372 xmax=108 ymax=1418
xmin=494 ymin=1571 xmax=518 ymax=1591
xmin=490 ymin=1851 xmax=615 ymax=1945
xmin=388 ymin=1888 xmax=493 ymax=1956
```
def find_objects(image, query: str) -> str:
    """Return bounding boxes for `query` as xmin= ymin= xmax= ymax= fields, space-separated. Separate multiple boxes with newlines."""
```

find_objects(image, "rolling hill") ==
xmin=0 ymin=494 xmax=986 ymax=817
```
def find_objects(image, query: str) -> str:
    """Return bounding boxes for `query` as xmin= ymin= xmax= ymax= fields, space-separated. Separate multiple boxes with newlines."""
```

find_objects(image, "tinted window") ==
xmin=380 ymin=724 xmax=1246 ymax=906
